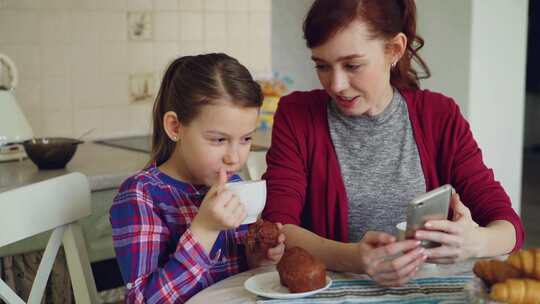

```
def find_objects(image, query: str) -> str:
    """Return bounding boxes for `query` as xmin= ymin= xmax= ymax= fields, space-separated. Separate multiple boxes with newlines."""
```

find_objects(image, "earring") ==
xmin=391 ymin=61 xmax=397 ymax=69
xmin=171 ymin=136 xmax=178 ymax=142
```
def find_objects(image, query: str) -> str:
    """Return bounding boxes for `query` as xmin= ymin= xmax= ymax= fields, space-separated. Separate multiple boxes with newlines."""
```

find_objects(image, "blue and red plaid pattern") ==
xmin=110 ymin=164 xmax=248 ymax=303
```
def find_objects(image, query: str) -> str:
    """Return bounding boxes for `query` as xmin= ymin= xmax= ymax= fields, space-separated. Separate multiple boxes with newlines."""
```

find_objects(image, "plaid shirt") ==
xmin=110 ymin=165 xmax=248 ymax=303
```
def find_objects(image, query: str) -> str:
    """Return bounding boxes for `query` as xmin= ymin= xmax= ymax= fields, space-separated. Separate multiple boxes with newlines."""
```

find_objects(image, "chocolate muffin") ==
xmin=277 ymin=246 xmax=327 ymax=293
xmin=246 ymin=219 xmax=279 ymax=255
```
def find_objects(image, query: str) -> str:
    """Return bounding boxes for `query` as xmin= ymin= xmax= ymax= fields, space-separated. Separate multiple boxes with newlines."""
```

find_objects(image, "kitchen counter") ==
xmin=0 ymin=130 xmax=272 ymax=193
xmin=0 ymin=141 xmax=149 ymax=193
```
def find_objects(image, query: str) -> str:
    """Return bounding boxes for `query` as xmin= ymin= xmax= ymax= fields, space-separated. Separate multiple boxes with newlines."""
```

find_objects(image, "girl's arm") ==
xmin=111 ymin=194 xmax=219 ymax=304
xmin=111 ymin=171 xmax=246 ymax=303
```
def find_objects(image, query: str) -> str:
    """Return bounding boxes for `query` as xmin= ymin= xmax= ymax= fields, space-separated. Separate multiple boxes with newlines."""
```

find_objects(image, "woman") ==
xmin=262 ymin=0 xmax=524 ymax=286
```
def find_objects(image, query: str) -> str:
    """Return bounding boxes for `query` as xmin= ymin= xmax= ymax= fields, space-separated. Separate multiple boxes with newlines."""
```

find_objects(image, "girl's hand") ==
xmin=414 ymin=193 xmax=482 ymax=264
xmin=192 ymin=168 xmax=247 ymax=232
xmin=355 ymin=231 xmax=427 ymax=286
xmin=246 ymin=223 xmax=286 ymax=268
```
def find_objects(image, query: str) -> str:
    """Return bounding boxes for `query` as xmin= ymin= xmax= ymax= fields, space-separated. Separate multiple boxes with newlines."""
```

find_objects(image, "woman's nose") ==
xmin=330 ymin=70 xmax=348 ymax=93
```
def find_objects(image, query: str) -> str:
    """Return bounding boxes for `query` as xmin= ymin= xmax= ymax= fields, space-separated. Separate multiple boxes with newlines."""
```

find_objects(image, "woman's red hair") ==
xmin=303 ymin=0 xmax=430 ymax=90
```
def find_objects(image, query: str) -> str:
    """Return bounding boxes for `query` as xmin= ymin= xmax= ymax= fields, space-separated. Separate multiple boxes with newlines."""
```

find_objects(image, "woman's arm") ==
xmin=440 ymin=100 xmax=524 ymax=251
xmin=282 ymin=224 xmax=427 ymax=286
xmin=282 ymin=224 xmax=359 ymax=272
xmin=476 ymin=220 xmax=516 ymax=257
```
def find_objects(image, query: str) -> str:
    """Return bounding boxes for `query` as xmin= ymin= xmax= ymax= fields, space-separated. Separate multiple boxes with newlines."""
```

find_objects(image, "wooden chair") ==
xmin=0 ymin=173 xmax=99 ymax=304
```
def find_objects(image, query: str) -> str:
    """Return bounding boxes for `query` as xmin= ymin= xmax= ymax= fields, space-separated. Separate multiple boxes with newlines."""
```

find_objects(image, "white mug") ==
xmin=225 ymin=180 xmax=266 ymax=224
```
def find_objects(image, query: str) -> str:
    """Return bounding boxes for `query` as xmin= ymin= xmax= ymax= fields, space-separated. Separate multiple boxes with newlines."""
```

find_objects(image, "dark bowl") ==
xmin=23 ymin=137 xmax=83 ymax=170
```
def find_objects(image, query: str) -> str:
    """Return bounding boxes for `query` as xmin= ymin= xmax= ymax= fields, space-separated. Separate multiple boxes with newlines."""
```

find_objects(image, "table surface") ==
xmin=186 ymin=259 xmax=479 ymax=304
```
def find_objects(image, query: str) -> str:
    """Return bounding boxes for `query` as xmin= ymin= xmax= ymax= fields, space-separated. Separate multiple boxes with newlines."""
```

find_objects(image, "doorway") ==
xmin=522 ymin=0 xmax=540 ymax=248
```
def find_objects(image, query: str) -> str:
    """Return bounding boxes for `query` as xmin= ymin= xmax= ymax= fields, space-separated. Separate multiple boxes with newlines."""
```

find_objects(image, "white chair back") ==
xmin=0 ymin=173 xmax=99 ymax=304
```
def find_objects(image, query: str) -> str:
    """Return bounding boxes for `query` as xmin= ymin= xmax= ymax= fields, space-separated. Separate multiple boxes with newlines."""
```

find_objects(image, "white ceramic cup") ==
xmin=225 ymin=180 xmax=266 ymax=225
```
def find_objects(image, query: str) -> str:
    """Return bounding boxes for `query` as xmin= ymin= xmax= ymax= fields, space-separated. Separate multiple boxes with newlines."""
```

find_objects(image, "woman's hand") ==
xmin=355 ymin=231 xmax=427 ymax=286
xmin=415 ymin=193 xmax=482 ymax=264
xmin=246 ymin=223 xmax=286 ymax=268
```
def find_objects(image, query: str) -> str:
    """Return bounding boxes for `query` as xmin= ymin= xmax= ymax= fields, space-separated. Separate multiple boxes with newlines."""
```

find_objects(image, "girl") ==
xmin=110 ymin=53 xmax=285 ymax=303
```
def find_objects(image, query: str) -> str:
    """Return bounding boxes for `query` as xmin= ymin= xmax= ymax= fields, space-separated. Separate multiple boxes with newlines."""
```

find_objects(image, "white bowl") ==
xmin=225 ymin=180 xmax=266 ymax=224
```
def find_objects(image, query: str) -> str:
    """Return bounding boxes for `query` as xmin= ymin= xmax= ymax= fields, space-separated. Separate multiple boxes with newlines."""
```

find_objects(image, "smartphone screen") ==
xmin=405 ymin=184 xmax=452 ymax=248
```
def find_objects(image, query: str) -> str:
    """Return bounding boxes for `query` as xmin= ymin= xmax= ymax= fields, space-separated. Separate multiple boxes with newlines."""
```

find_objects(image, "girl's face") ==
xmin=311 ymin=20 xmax=399 ymax=117
xmin=172 ymin=101 xmax=259 ymax=186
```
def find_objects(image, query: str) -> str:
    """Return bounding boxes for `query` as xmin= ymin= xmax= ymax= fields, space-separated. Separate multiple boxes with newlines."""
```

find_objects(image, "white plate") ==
xmin=244 ymin=271 xmax=332 ymax=299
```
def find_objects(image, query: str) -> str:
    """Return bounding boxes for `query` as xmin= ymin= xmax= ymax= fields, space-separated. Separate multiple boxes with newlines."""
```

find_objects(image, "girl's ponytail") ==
xmin=150 ymin=56 xmax=192 ymax=166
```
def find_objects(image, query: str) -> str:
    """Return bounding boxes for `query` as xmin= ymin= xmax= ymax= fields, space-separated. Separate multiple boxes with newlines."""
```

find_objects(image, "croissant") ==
xmin=473 ymin=259 xmax=521 ymax=286
xmin=490 ymin=278 xmax=540 ymax=304
xmin=507 ymin=248 xmax=540 ymax=280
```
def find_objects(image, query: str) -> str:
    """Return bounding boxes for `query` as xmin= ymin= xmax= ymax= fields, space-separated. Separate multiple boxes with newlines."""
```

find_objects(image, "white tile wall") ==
xmin=227 ymin=0 xmax=249 ymax=12
xmin=153 ymin=0 xmax=177 ymax=11
xmin=204 ymin=0 xmax=226 ymax=11
xmin=178 ymin=0 xmax=202 ymax=11
xmin=205 ymin=12 xmax=227 ymax=41
xmin=154 ymin=12 xmax=178 ymax=41
xmin=179 ymin=12 xmax=203 ymax=41
xmin=73 ymin=0 xmax=97 ymax=10
xmin=127 ymin=0 xmax=152 ymax=11
xmin=0 ymin=1 xmax=271 ymax=139
xmin=41 ymin=76 xmax=72 ymax=111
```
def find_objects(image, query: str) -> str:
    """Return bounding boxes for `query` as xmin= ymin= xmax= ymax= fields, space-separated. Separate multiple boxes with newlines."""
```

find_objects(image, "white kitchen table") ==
xmin=187 ymin=259 xmax=480 ymax=304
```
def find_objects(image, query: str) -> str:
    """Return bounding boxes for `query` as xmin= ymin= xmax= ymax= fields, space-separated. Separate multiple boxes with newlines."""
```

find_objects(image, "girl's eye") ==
xmin=211 ymin=138 xmax=227 ymax=144
xmin=241 ymin=136 xmax=253 ymax=144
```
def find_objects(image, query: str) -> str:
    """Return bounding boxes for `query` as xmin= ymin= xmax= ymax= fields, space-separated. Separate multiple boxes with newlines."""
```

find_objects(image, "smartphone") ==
xmin=405 ymin=184 xmax=452 ymax=248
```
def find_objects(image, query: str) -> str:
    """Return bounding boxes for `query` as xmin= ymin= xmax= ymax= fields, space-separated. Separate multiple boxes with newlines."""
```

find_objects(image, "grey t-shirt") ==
xmin=327 ymin=90 xmax=426 ymax=242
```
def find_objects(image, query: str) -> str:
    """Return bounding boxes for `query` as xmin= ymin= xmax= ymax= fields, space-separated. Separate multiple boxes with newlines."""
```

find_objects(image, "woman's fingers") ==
xmin=362 ymin=231 xmax=396 ymax=246
xmin=374 ymin=256 xmax=423 ymax=282
xmin=423 ymin=220 xmax=461 ymax=234
xmin=424 ymin=245 xmax=460 ymax=260
xmin=364 ymin=241 xmax=425 ymax=285
xmin=451 ymin=193 xmax=471 ymax=217
xmin=415 ymin=229 xmax=462 ymax=247
xmin=427 ymin=257 xmax=457 ymax=264
xmin=375 ymin=246 xmax=426 ymax=275
xmin=371 ymin=239 xmax=421 ymax=258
